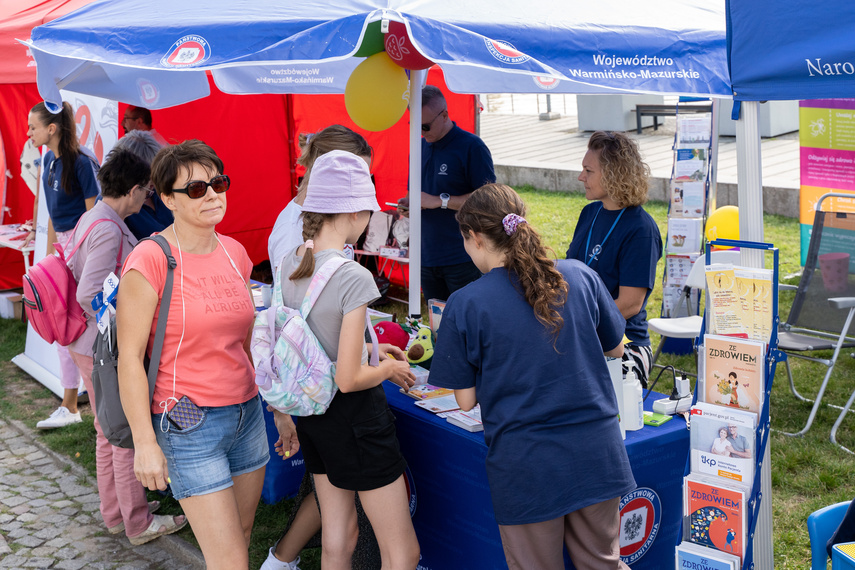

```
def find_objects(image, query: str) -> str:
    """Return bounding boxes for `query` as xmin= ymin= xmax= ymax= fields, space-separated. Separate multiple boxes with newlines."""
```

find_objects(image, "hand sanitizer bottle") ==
xmin=622 ymin=369 xmax=644 ymax=431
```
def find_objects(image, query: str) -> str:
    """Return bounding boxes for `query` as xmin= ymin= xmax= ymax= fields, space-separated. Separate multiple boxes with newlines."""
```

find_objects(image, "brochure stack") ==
xmin=675 ymin=241 xmax=783 ymax=570
xmin=660 ymin=108 xmax=716 ymax=320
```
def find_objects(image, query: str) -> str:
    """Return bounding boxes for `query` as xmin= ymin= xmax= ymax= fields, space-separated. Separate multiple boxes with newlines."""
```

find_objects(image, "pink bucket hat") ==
xmin=302 ymin=150 xmax=380 ymax=214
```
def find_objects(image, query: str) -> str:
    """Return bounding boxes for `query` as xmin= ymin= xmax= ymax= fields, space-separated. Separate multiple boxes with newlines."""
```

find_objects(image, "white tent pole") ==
xmin=408 ymin=69 xmax=426 ymax=318
xmin=735 ymin=99 xmax=774 ymax=568
xmin=735 ymin=100 xmax=764 ymax=267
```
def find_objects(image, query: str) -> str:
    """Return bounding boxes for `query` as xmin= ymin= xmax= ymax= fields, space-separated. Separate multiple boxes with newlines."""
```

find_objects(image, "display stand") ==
xmin=660 ymin=102 xmax=718 ymax=328
xmin=677 ymin=239 xmax=782 ymax=570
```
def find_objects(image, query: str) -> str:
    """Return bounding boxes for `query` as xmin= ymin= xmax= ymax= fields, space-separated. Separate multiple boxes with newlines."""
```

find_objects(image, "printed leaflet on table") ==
xmin=401 ymin=384 xmax=454 ymax=400
xmin=700 ymin=334 xmax=765 ymax=416
xmin=446 ymin=405 xmax=483 ymax=432
xmin=414 ymin=394 xmax=460 ymax=414
xmin=690 ymin=402 xmax=757 ymax=485
xmin=684 ymin=473 xmax=748 ymax=564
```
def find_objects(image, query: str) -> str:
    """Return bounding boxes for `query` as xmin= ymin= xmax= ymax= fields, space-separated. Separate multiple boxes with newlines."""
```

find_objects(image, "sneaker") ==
xmin=36 ymin=406 xmax=82 ymax=429
xmin=260 ymin=548 xmax=301 ymax=570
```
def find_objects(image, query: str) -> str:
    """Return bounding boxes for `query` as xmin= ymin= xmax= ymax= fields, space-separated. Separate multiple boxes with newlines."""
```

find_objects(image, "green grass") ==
xmin=2 ymin=187 xmax=853 ymax=569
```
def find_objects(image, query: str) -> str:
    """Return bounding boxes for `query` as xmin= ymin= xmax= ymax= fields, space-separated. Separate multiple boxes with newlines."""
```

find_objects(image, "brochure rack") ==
xmin=659 ymin=104 xmax=718 ymax=322
xmin=678 ymin=239 xmax=784 ymax=570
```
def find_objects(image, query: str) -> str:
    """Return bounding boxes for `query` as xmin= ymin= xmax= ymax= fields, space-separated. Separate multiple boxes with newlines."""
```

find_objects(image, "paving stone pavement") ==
xmin=0 ymin=419 xmax=204 ymax=569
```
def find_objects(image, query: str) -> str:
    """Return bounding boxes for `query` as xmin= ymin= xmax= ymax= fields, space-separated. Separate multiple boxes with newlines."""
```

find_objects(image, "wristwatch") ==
xmin=440 ymin=193 xmax=451 ymax=209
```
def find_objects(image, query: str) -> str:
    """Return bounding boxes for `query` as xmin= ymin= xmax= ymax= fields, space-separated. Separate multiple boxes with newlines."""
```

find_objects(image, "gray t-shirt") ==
xmin=279 ymin=248 xmax=380 ymax=363
xmin=728 ymin=433 xmax=750 ymax=454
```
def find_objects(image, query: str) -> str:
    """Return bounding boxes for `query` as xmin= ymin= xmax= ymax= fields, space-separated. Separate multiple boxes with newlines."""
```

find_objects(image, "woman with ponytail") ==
xmin=430 ymin=183 xmax=635 ymax=570
xmin=27 ymin=101 xmax=100 ymax=430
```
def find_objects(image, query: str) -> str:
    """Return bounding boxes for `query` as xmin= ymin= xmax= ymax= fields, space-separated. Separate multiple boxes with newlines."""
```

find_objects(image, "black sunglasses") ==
xmin=422 ymin=107 xmax=446 ymax=132
xmin=171 ymin=174 xmax=230 ymax=199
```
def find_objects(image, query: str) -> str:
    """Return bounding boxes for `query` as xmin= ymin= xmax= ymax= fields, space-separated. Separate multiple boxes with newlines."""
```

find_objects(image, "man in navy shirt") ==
xmin=399 ymin=86 xmax=496 ymax=301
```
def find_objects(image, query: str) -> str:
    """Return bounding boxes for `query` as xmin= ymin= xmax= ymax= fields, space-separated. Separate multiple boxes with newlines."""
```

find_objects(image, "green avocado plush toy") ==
xmin=406 ymin=326 xmax=436 ymax=370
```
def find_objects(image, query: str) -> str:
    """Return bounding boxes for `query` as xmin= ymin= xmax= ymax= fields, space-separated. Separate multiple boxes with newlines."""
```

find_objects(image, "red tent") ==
xmin=0 ymin=0 xmax=475 ymax=287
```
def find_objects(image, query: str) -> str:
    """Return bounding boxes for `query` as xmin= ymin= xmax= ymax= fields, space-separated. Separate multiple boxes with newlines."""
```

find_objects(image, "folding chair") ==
xmin=648 ymin=249 xmax=741 ymax=371
xmin=777 ymin=193 xmax=855 ymax=449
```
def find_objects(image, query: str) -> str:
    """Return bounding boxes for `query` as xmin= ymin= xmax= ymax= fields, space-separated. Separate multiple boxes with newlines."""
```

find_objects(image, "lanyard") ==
xmin=584 ymin=204 xmax=625 ymax=267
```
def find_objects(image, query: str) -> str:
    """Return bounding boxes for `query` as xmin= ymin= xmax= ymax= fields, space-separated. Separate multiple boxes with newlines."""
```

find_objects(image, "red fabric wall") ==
xmin=0 ymin=68 xmax=476 ymax=288
xmin=0 ymin=82 xmax=44 ymax=289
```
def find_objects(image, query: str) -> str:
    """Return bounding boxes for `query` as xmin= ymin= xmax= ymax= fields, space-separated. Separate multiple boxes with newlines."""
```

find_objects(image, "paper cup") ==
xmin=819 ymin=252 xmax=851 ymax=293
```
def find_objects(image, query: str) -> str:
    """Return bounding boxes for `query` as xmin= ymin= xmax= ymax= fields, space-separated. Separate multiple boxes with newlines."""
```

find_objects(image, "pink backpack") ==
xmin=22 ymin=218 xmax=122 ymax=346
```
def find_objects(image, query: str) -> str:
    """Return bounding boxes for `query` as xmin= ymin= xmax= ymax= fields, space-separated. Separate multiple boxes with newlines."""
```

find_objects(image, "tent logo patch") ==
xmin=137 ymin=79 xmax=160 ymax=107
xmin=619 ymin=487 xmax=661 ymax=565
xmin=161 ymin=35 xmax=210 ymax=67
xmin=485 ymin=39 xmax=530 ymax=64
xmin=533 ymin=76 xmax=560 ymax=90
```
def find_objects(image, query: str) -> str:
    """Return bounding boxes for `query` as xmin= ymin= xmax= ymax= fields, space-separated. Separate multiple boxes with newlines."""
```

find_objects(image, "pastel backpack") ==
xmin=251 ymin=256 xmax=379 ymax=416
xmin=22 ymin=218 xmax=122 ymax=346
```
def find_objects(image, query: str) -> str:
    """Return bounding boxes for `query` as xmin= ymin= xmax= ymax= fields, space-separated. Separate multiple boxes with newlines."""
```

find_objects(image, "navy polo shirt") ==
xmin=125 ymin=193 xmax=174 ymax=240
xmin=430 ymin=261 xmax=634 ymax=525
xmin=566 ymin=202 xmax=662 ymax=345
xmin=421 ymin=124 xmax=495 ymax=267
xmin=42 ymin=151 xmax=100 ymax=233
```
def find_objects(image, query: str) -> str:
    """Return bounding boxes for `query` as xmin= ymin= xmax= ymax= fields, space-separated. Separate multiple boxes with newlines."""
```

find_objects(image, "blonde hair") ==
xmin=588 ymin=131 xmax=650 ymax=208
xmin=456 ymin=183 xmax=569 ymax=341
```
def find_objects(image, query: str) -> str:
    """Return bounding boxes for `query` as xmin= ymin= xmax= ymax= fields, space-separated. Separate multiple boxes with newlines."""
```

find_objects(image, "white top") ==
xmin=268 ymin=200 xmax=304 ymax=277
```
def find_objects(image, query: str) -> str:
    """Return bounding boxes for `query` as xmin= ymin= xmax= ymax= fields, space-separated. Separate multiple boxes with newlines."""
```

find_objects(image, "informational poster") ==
xmin=799 ymin=100 xmax=855 ymax=267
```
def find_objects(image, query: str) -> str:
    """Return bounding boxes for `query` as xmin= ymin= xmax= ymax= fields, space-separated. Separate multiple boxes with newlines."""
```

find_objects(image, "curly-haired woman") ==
xmin=566 ymin=131 xmax=663 ymax=389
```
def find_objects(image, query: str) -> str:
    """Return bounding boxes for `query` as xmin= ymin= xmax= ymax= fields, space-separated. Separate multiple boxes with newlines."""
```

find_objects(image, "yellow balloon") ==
xmin=705 ymin=206 xmax=740 ymax=248
xmin=345 ymin=52 xmax=410 ymax=132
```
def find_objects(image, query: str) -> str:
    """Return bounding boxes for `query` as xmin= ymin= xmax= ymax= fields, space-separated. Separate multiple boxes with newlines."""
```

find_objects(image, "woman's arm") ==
xmin=117 ymin=268 xmax=169 ymax=491
xmin=604 ymin=341 xmax=624 ymax=359
xmin=615 ymin=285 xmax=648 ymax=320
xmin=454 ymin=387 xmax=477 ymax=411
xmin=334 ymin=304 xmax=415 ymax=393
xmin=85 ymin=196 xmax=97 ymax=211
xmin=75 ymin=229 xmax=121 ymax=315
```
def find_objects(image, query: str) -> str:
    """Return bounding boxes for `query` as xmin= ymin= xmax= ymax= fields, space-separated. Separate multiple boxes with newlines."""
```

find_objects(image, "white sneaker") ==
xmin=259 ymin=548 xmax=300 ymax=570
xmin=36 ymin=406 xmax=82 ymax=429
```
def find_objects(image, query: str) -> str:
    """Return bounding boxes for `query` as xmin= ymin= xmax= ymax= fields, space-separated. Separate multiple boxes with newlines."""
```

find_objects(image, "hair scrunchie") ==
xmin=304 ymin=239 xmax=315 ymax=249
xmin=502 ymin=213 xmax=526 ymax=236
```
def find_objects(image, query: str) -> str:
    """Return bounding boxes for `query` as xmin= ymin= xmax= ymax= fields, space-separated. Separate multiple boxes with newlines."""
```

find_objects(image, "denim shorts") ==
xmin=153 ymin=394 xmax=269 ymax=501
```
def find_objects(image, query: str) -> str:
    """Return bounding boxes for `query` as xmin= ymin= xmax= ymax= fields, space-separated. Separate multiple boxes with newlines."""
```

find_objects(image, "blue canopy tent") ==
xmin=24 ymin=0 xmax=732 ymax=316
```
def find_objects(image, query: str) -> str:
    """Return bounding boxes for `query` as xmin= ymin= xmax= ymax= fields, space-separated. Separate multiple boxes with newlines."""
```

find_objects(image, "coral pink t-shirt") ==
xmin=122 ymin=235 xmax=257 ymax=413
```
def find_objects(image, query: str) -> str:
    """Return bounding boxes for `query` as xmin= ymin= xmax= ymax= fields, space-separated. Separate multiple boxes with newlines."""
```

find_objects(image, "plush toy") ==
xmin=406 ymin=326 xmax=435 ymax=369
xmin=373 ymin=320 xmax=409 ymax=352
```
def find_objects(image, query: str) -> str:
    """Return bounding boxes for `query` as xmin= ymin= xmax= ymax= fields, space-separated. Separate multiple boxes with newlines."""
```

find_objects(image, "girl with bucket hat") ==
xmin=276 ymin=150 xmax=420 ymax=569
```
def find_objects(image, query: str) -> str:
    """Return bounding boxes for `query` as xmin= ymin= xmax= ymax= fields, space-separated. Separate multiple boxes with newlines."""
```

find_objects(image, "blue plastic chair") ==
xmin=808 ymin=502 xmax=852 ymax=570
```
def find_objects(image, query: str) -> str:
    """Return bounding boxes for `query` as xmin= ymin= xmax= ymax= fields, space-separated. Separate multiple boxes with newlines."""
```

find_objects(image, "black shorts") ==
xmin=297 ymin=385 xmax=406 ymax=492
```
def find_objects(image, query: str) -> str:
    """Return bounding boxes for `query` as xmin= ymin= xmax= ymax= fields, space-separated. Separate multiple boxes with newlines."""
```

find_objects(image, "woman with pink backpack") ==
xmin=26 ymin=101 xmax=99 ymax=430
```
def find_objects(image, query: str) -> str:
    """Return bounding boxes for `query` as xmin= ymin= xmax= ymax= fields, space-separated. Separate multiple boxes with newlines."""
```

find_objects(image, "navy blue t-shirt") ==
xmin=125 ymin=193 xmax=174 ymax=240
xmin=421 ymin=124 xmax=495 ymax=267
xmin=430 ymin=261 xmax=635 ymax=525
xmin=566 ymin=203 xmax=662 ymax=346
xmin=42 ymin=151 xmax=100 ymax=233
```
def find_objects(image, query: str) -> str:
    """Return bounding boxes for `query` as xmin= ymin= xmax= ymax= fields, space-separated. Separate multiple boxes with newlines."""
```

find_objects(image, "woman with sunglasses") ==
xmin=66 ymin=148 xmax=187 ymax=545
xmin=118 ymin=140 xmax=267 ymax=569
xmin=565 ymin=131 xmax=663 ymax=390
xmin=27 ymin=102 xmax=100 ymax=430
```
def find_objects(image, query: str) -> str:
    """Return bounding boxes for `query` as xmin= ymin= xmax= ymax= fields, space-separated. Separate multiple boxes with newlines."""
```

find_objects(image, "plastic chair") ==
xmin=808 ymin=501 xmax=851 ymax=570
xmin=648 ymin=249 xmax=741 ymax=368
xmin=776 ymin=193 xmax=855 ymax=449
